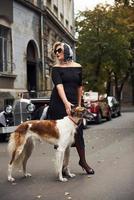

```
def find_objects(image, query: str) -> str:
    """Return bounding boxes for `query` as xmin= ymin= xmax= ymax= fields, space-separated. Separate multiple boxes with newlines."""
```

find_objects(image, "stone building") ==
xmin=0 ymin=0 xmax=75 ymax=110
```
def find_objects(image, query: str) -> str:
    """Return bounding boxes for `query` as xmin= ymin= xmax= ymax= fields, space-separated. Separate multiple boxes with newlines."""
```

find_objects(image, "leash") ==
xmin=68 ymin=116 xmax=83 ymax=128
xmin=68 ymin=116 xmax=78 ymax=126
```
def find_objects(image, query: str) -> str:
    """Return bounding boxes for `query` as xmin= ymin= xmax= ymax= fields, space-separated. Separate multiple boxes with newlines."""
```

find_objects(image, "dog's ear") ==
xmin=71 ymin=106 xmax=85 ymax=116
xmin=70 ymin=106 xmax=76 ymax=116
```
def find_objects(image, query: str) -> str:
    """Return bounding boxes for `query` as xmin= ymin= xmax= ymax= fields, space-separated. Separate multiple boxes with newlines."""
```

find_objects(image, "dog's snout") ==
xmin=83 ymin=110 xmax=94 ymax=120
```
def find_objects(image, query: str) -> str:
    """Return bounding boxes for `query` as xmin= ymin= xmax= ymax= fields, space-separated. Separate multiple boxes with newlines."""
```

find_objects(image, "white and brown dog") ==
xmin=7 ymin=107 xmax=86 ymax=182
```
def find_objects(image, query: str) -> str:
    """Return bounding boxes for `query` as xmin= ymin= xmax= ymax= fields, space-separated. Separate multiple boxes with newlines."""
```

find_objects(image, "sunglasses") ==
xmin=54 ymin=48 xmax=63 ymax=54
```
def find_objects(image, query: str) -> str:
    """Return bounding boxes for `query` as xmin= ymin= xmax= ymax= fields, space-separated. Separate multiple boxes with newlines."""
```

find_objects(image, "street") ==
xmin=0 ymin=112 xmax=134 ymax=200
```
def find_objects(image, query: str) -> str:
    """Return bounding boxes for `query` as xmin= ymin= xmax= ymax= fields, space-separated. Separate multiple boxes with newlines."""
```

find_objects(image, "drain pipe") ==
xmin=40 ymin=1 xmax=45 ymax=91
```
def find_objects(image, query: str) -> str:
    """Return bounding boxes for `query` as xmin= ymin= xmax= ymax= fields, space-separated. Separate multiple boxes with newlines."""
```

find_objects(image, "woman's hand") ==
xmin=56 ymin=84 xmax=74 ymax=115
xmin=64 ymin=101 xmax=74 ymax=115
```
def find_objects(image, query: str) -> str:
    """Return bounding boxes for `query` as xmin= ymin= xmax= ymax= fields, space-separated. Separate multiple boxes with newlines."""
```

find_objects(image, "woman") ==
xmin=47 ymin=41 xmax=94 ymax=175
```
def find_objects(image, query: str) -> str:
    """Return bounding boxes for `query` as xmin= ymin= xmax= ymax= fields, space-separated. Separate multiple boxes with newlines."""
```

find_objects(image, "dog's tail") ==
xmin=8 ymin=132 xmax=17 ymax=155
xmin=8 ymin=125 xmax=34 ymax=168
xmin=8 ymin=132 xmax=25 ymax=168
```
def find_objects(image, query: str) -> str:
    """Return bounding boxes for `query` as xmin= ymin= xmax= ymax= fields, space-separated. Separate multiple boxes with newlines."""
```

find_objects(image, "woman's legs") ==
xmin=75 ymin=124 xmax=95 ymax=175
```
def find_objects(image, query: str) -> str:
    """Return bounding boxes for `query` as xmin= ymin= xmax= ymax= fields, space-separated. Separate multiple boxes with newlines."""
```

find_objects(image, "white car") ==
xmin=107 ymin=96 xmax=121 ymax=117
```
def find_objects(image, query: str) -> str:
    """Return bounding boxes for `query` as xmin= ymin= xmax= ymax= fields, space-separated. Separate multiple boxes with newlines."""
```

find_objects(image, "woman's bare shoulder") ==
xmin=71 ymin=61 xmax=82 ymax=67
xmin=53 ymin=64 xmax=59 ymax=67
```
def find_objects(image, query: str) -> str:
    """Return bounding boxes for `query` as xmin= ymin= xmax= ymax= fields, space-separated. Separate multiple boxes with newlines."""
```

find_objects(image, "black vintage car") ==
xmin=0 ymin=94 xmax=50 ymax=141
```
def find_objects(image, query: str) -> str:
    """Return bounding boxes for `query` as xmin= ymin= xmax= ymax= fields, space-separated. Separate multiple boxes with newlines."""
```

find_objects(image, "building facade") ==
xmin=0 ymin=0 xmax=75 ymax=110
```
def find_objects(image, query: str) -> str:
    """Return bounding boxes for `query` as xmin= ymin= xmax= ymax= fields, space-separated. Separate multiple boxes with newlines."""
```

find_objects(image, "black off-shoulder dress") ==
xmin=47 ymin=66 xmax=84 ymax=147
xmin=47 ymin=66 xmax=82 ymax=120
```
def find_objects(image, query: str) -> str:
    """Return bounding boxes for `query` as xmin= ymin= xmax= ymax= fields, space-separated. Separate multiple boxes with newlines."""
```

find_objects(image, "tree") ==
xmin=113 ymin=1 xmax=134 ymax=101
xmin=75 ymin=4 xmax=134 ymax=103
xmin=76 ymin=5 xmax=112 ymax=92
xmin=115 ymin=0 xmax=134 ymax=6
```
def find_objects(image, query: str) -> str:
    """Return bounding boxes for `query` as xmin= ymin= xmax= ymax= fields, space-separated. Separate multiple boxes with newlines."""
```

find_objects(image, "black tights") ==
xmin=75 ymin=124 xmax=85 ymax=148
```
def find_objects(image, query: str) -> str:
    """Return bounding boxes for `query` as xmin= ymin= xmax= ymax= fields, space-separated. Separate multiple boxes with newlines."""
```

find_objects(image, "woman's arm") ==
xmin=56 ymin=84 xmax=73 ymax=115
xmin=51 ymin=68 xmax=72 ymax=115
xmin=77 ymin=86 xmax=83 ymax=106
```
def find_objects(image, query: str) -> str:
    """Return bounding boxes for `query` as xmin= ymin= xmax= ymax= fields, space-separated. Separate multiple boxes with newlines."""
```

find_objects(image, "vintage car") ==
xmin=0 ymin=94 xmax=50 ymax=141
xmin=83 ymin=91 xmax=112 ymax=124
xmin=107 ymin=96 xmax=121 ymax=117
xmin=0 ymin=91 xmax=92 ymax=141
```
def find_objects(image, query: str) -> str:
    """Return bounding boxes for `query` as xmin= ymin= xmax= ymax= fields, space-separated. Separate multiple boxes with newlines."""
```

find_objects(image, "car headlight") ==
xmin=5 ymin=105 xmax=13 ymax=114
xmin=26 ymin=103 xmax=35 ymax=113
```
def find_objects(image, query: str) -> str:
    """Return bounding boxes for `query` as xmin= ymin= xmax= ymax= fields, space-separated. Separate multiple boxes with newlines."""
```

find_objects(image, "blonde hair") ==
xmin=52 ymin=41 xmax=73 ymax=62
xmin=52 ymin=41 xmax=63 ymax=53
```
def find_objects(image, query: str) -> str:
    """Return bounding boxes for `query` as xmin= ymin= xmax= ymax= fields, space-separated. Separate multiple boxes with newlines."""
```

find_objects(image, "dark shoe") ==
xmin=79 ymin=160 xmax=95 ymax=175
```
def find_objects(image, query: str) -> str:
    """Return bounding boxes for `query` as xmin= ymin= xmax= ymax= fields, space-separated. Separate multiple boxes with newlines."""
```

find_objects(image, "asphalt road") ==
xmin=0 ymin=112 xmax=134 ymax=200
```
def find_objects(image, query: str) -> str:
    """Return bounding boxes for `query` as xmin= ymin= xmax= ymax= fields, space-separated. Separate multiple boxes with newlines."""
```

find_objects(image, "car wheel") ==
xmin=107 ymin=110 xmax=112 ymax=121
xmin=95 ymin=111 xmax=102 ymax=124
xmin=117 ymin=111 xmax=121 ymax=116
xmin=82 ymin=118 xmax=87 ymax=129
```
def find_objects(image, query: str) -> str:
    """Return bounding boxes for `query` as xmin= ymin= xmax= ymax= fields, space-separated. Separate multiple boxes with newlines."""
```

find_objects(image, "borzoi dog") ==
xmin=7 ymin=107 xmax=86 ymax=182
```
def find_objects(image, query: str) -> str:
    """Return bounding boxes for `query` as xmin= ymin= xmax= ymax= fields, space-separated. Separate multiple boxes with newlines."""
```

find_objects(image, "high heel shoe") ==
xmin=79 ymin=161 xmax=95 ymax=175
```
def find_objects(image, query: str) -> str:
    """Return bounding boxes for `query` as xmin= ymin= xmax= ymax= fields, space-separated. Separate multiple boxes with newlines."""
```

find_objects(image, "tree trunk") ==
xmin=106 ymin=74 xmax=111 ymax=95
xmin=131 ymin=74 xmax=134 ymax=105
xmin=114 ymin=72 xmax=130 ymax=104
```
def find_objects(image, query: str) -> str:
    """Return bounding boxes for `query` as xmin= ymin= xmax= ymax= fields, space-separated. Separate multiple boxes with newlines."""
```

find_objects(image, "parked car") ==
xmin=0 ymin=106 xmax=14 ymax=141
xmin=83 ymin=91 xmax=112 ymax=124
xmin=107 ymin=96 xmax=121 ymax=117
xmin=0 ymin=94 xmax=50 ymax=141
xmin=82 ymin=110 xmax=94 ymax=128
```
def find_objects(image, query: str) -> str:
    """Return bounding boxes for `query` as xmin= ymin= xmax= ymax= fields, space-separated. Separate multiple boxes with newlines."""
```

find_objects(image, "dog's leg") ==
xmin=8 ymin=148 xmax=24 ymax=182
xmin=62 ymin=147 xmax=75 ymax=178
xmin=8 ymin=163 xmax=15 ymax=182
xmin=23 ymin=158 xmax=32 ymax=178
xmin=8 ymin=150 xmax=16 ymax=182
xmin=22 ymin=138 xmax=34 ymax=178
xmin=56 ymin=148 xmax=68 ymax=182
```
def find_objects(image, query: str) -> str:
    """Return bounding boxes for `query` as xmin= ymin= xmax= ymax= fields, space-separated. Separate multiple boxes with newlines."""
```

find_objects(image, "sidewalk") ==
xmin=121 ymin=105 xmax=134 ymax=112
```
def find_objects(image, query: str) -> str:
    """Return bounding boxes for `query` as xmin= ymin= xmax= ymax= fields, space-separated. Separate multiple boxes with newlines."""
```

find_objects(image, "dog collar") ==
xmin=68 ymin=116 xmax=83 ymax=128
xmin=68 ymin=116 xmax=78 ymax=126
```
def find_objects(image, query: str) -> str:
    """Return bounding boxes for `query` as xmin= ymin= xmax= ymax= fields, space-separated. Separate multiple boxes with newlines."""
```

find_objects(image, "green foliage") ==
xmin=75 ymin=3 xmax=134 ymax=100
xmin=115 ymin=0 xmax=134 ymax=6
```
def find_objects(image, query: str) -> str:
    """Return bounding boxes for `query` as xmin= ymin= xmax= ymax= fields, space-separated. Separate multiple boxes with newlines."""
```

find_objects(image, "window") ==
xmin=70 ymin=25 xmax=73 ymax=32
xmin=46 ymin=0 xmax=52 ymax=8
xmin=47 ymin=0 xmax=51 ymax=4
xmin=60 ymin=13 xmax=64 ymax=23
xmin=0 ymin=25 xmax=12 ymax=73
xmin=65 ymin=20 xmax=69 ymax=29
xmin=53 ymin=5 xmax=58 ymax=17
